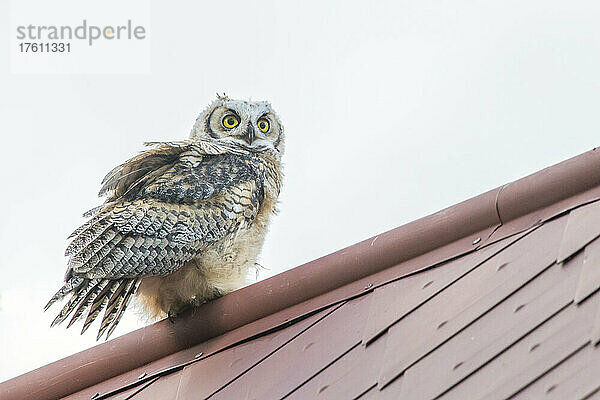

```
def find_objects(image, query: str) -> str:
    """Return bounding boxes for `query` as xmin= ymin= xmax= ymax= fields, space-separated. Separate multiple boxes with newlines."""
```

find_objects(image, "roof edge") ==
xmin=3 ymin=147 xmax=600 ymax=400
xmin=498 ymin=147 xmax=600 ymax=221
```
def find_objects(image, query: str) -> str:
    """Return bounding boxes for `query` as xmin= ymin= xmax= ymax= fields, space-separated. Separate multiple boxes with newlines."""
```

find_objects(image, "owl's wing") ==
xmin=46 ymin=140 xmax=265 ymax=339
xmin=98 ymin=139 xmax=247 ymax=202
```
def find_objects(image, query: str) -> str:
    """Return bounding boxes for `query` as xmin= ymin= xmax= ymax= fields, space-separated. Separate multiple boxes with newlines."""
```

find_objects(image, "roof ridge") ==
xmin=3 ymin=147 xmax=600 ymax=400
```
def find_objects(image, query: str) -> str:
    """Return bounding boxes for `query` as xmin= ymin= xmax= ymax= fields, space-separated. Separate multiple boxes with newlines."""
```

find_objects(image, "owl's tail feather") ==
xmin=80 ymin=280 xmax=119 ymax=335
xmin=44 ymin=277 xmax=86 ymax=311
xmin=50 ymin=279 xmax=100 ymax=327
xmin=66 ymin=280 xmax=111 ymax=328
xmin=104 ymin=279 xmax=141 ymax=339
xmin=47 ymin=277 xmax=141 ymax=341
xmin=97 ymin=278 xmax=141 ymax=340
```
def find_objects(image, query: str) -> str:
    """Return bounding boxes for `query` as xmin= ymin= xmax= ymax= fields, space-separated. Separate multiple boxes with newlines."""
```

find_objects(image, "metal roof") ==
xmin=3 ymin=147 xmax=600 ymax=400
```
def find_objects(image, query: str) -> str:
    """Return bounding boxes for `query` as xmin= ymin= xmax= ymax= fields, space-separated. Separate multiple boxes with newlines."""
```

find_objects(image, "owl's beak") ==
xmin=245 ymin=123 xmax=255 ymax=144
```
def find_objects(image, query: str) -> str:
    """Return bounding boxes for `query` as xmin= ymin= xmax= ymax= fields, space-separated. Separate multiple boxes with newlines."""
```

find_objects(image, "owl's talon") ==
xmin=167 ymin=310 xmax=176 ymax=323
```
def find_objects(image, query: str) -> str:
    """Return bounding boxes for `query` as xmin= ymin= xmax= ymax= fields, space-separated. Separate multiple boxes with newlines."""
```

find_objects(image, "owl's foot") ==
xmin=167 ymin=289 xmax=226 ymax=322
xmin=167 ymin=302 xmax=195 ymax=323
xmin=189 ymin=288 xmax=225 ymax=307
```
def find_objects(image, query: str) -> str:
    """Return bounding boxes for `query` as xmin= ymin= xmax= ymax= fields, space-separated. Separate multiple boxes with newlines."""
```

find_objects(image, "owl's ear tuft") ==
xmin=216 ymin=92 xmax=229 ymax=101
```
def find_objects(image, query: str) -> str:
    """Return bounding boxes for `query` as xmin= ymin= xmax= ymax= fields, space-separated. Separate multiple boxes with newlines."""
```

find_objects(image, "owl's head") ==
xmin=190 ymin=96 xmax=284 ymax=156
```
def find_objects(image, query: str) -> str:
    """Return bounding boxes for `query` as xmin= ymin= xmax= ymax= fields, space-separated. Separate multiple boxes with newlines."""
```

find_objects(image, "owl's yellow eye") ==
xmin=257 ymin=118 xmax=270 ymax=133
xmin=222 ymin=114 xmax=240 ymax=129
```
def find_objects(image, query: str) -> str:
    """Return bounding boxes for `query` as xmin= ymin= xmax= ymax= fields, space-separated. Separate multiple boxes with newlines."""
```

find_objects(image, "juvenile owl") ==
xmin=45 ymin=96 xmax=284 ymax=340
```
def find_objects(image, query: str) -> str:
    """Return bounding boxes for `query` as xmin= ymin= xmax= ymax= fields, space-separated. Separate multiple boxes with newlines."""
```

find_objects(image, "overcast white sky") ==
xmin=1 ymin=0 xmax=600 ymax=383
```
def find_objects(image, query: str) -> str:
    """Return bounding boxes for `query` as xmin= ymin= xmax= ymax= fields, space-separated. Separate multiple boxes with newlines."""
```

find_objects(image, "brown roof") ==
xmin=3 ymin=147 xmax=600 ymax=400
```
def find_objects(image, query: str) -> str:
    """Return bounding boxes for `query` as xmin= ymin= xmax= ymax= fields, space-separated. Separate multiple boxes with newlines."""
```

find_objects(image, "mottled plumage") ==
xmin=46 ymin=97 xmax=284 ymax=339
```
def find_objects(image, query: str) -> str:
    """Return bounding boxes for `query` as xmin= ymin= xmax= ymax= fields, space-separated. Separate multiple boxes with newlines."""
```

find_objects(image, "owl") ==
xmin=45 ymin=96 xmax=284 ymax=340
